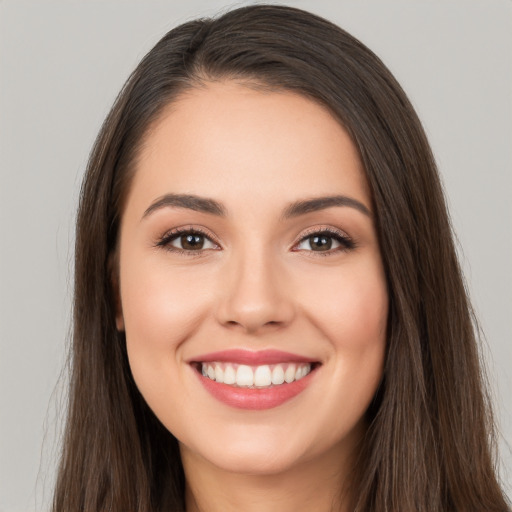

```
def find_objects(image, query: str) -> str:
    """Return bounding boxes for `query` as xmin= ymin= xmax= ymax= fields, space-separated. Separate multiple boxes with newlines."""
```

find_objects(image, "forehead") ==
xmin=127 ymin=81 xmax=371 ymax=216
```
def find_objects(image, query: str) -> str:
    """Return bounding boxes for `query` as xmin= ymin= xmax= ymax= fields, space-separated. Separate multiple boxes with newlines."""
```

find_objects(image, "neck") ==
xmin=181 ymin=435 xmax=361 ymax=512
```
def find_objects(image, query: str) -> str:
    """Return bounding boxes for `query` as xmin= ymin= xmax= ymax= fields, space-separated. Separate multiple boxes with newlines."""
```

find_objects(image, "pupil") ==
xmin=182 ymin=234 xmax=204 ymax=250
xmin=311 ymin=235 xmax=331 ymax=251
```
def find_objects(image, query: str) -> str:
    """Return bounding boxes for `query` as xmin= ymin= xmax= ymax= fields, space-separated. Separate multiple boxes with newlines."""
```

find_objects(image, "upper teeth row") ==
xmin=201 ymin=362 xmax=312 ymax=388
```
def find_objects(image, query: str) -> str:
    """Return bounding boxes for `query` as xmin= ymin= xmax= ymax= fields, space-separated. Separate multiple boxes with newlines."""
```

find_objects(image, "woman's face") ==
xmin=116 ymin=82 xmax=388 ymax=476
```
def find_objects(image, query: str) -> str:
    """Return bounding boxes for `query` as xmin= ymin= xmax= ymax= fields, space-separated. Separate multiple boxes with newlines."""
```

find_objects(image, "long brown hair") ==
xmin=53 ymin=5 xmax=510 ymax=511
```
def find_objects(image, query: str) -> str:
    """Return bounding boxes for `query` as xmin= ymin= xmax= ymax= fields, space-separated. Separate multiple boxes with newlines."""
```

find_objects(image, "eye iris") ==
xmin=310 ymin=235 xmax=332 ymax=251
xmin=181 ymin=233 xmax=204 ymax=250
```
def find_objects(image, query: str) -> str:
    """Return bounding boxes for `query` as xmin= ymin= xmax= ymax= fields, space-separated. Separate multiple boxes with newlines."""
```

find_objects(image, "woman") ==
xmin=52 ymin=4 xmax=510 ymax=511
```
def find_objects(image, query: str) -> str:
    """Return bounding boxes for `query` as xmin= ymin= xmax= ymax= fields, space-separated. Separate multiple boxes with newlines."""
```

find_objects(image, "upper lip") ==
xmin=189 ymin=349 xmax=316 ymax=366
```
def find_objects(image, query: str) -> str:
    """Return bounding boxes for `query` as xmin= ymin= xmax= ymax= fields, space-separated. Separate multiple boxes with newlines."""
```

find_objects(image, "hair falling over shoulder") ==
xmin=52 ymin=4 xmax=510 ymax=511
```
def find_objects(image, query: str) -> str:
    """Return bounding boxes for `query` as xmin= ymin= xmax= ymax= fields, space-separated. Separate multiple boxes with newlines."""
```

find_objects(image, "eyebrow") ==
xmin=143 ymin=194 xmax=227 ymax=218
xmin=281 ymin=195 xmax=371 ymax=219
xmin=142 ymin=193 xmax=371 ymax=220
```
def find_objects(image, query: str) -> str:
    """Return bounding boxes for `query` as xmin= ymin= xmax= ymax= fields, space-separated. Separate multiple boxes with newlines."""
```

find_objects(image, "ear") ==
xmin=109 ymin=252 xmax=125 ymax=332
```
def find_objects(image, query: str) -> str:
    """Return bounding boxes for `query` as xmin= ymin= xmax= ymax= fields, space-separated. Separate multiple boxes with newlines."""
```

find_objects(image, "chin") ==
xmin=178 ymin=419 xmax=352 ymax=478
xmin=195 ymin=442 xmax=305 ymax=476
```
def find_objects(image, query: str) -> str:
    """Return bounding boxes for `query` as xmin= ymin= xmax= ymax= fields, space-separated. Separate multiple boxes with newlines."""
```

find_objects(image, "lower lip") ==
xmin=195 ymin=368 xmax=316 ymax=410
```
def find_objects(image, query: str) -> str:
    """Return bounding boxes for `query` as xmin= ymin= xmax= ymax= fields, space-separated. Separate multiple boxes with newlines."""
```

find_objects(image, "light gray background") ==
xmin=1 ymin=1 xmax=511 ymax=510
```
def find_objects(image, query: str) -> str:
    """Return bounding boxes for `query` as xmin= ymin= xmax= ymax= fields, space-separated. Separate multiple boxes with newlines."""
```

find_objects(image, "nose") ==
xmin=214 ymin=246 xmax=296 ymax=334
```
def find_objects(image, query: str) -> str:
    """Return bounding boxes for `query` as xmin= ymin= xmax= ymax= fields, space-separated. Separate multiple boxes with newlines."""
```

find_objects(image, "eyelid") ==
xmin=156 ymin=224 xmax=354 ymax=256
xmin=156 ymin=225 xmax=221 ymax=253
xmin=295 ymin=225 xmax=350 ymax=242
xmin=291 ymin=226 xmax=355 ymax=255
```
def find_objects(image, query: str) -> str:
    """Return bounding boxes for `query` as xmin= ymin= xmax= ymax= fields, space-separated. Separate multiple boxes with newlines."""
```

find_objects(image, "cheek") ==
xmin=293 ymin=254 xmax=387 ymax=426
xmin=120 ymin=259 xmax=216 ymax=419
xmin=119 ymin=254 xmax=216 ymax=408
xmin=297 ymin=259 xmax=387 ymax=431
xmin=296 ymin=258 xmax=388 ymax=351
xmin=121 ymin=261 xmax=210 ymax=351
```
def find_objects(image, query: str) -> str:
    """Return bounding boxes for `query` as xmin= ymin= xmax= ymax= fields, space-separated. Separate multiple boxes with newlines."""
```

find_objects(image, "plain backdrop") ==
xmin=0 ymin=1 xmax=511 ymax=510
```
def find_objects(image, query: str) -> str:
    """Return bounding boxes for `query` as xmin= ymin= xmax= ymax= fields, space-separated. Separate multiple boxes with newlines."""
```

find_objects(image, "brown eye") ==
xmin=308 ymin=235 xmax=333 ymax=251
xmin=297 ymin=233 xmax=340 ymax=252
xmin=157 ymin=228 xmax=218 ymax=253
xmin=179 ymin=233 xmax=206 ymax=250
xmin=295 ymin=229 xmax=354 ymax=254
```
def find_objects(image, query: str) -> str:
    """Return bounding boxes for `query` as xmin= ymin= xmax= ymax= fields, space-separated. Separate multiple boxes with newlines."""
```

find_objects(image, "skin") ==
xmin=115 ymin=81 xmax=388 ymax=512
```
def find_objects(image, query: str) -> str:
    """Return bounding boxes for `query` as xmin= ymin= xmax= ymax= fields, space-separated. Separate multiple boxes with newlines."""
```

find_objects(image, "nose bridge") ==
xmin=215 ymin=239 xmax=294 ymax=333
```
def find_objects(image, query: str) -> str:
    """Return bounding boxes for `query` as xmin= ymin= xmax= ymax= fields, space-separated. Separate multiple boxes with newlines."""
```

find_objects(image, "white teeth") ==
xmin=236 ymin=365 xmax=254 ymax=386
xmin=284 ymin=364 xmax=296 ymax=383
xmin=271 ymin=365 xmax=285 ymax=385
xmin=223 ymin=364 xmax=236 ymax=384
xmin=296 ymin=365 xmax=308 ymax=380
xmin=214 ymin=364 xmax=224 ymax=382
xmin=200 ymin=362 xmax=312 ymax=388
xmin=254 ymin=365 xmax=272 ymax=387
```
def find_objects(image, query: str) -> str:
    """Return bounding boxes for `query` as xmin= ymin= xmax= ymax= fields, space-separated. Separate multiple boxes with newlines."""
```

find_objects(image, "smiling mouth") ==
xmin=195 ymin=361 xmax=315 ymax=388
xmin=189 ymin=349 xmax=320 ymax=409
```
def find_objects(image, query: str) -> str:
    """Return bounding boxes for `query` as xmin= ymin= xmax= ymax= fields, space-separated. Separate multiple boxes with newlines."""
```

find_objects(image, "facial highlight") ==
xmin=116 ymin=82 xmax=388 ymax=478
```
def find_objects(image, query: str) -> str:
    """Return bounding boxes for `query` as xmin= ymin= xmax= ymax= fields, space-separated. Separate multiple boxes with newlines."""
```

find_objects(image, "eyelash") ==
xmin=294 ymin=227 xmax=356 ymax=257
xmin=155 ymin=226 xmax=356 ymax=257
xmin=156 ymin=227 xmax=218 ymax=257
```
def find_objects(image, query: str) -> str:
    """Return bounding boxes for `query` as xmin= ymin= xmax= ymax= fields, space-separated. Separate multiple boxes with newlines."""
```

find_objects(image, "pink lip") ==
xmin=190 ymin=349 xmax=314 ymax=365
xmin=189 ymin=349 xmax=319 ymax=410
xmin=195 ymin=369 xmax=316 ymax=410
